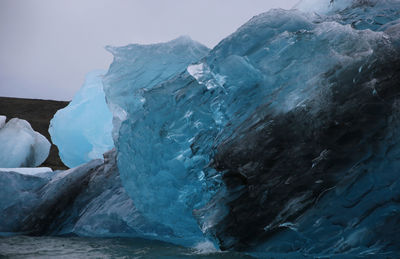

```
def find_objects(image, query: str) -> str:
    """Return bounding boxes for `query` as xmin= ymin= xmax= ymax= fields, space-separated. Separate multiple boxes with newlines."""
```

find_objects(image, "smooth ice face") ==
xmin=49 ymin=70 xmax=114 ymax=168
xmin=0 ymin=118 xmax=50 ymax=168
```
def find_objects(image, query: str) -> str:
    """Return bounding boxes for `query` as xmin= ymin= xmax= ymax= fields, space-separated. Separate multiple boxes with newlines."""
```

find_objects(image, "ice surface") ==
xmin=49 ymin=70 xmax=114 ymax=168
xmin=0 ymin=159 xmax=103 ymax=234
xmin=204 ymin=1 xmax=400 ymax=252
xmin=0 ymin=118 xmax=50 ymax=168
xmin=102 ymin=0 xmax=400 ymax=254
xmin=103 ymin=36 xmax=210 ymax=141
xmin=0 ymin=115 xmax=6 ymax=128
xmin=294 ymin=0 xmax=354 ymax=14
xmin=103 ymin=36 xmax=210 ymax=245
xmin=0 ymin=167 xmax=53 ymax=176
xmin=0 ymin=151 xmax=178 ymax=245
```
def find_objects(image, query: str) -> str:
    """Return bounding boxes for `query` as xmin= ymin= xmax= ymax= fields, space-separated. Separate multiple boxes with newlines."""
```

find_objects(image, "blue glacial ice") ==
xmin=103 ymin=36 xmax=211 ymax=246
xmin=99 ymin=0 xmax=400 ymax=254
xmin=0 ymin=116 xmax=50 ymax=168
xmin=49 ymin=70 xmax=114 ymax=168
xmin=103 ymin=36 xmax=210 ymax=139
xmin=7 ymin=0 xmax=399 ymax=256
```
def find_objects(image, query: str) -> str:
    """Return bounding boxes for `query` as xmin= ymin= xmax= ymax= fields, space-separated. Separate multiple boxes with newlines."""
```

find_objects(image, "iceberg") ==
xmin=49 ymin=70 xmax=114 ymax=168
xmin=10 ymin=0 xmax=399 ymax=257
xmin=0 ymin=117 xmax=50 ymax=168
xmin=101 ymin=0 xmax=400 ymax=255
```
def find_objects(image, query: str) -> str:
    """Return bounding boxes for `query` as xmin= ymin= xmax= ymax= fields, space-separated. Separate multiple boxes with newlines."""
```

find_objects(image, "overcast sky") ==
xmin=0 ymin=0 xmax=298 ymax=101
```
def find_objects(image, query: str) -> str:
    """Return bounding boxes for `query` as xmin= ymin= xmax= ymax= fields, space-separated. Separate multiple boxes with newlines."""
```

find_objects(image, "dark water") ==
xmin=0 ymin=236 xmax=254 ymax=259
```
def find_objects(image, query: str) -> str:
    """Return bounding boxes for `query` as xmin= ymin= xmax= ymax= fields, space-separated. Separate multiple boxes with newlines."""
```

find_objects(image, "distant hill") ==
xmin=0 ymin=96 xmax=69 ymax=170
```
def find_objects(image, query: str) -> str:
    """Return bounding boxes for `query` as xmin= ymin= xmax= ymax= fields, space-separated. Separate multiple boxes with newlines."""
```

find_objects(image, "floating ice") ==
xmin=102 ymin=0 xmax=400 ymax=254
xmin=28 ymin=0 xmax=400 ymax=256
xmin=0 ymin=117 xmax=50 ymax=168
xmin=49 ymin=70 xmax=114 ymax=168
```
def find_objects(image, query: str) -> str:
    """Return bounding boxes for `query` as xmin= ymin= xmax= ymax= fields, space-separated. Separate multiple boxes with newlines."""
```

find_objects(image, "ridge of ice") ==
xmin=294 ymin=0 xmax=355 ymax=14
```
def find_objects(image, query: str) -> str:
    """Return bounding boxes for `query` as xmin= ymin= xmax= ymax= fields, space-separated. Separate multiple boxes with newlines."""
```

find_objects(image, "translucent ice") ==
xmin=32 ymin=0 xmax=400 ymax=255
xmin=49 ymin=70 xmax=114 ymax=168
xmin=0 ymin=117 xmax=50 ymax=168
xmin=103 ymin=0 xmax=400 ymax=253
xmin=103 ymin=36 xmax=210 ymax=141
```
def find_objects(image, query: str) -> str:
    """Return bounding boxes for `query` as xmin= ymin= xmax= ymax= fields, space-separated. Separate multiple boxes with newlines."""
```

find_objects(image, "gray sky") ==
xmin=0 ymin=0 xmax=298 ymax=101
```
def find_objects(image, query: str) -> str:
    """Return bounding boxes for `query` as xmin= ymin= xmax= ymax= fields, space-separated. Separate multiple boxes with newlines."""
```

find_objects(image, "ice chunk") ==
xmin=49 ymin=70 xmax=114 ymax=168
xmin=0 ymin=118 xmax=50 ymax=168
xmin=103 ymin=0 xmax=400 ymax=251
xmin=2 ymin=1 xmax=400 ymax=253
